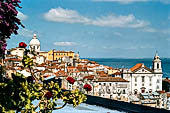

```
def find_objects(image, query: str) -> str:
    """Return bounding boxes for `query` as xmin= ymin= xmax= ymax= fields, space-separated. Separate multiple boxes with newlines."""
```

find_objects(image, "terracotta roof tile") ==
xmin=130 ymin=63 xmax=152 ymax=72
xmin=163 ymin=79 xmax=170 ymax=83
xmin=167 ymin=93 xmax=170 ymax=98
xmin=83 ymin=75 xmax=95 ymax=80
xmin=4 ymin=58 xmax=21 ymax=62
xmin=96 ymin=77 xmax=129 ymax=82
xmin=114 ymin=72 xmax=121 ymax=75
xmin=157 ymin=90 xmax=166 ymax=94
xmin=130 ymin=63 xmax=142 ymax=72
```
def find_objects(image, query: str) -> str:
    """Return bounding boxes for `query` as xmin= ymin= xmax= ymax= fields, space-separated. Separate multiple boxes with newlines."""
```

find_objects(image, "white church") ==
xmin=7 ymin=34 xmax=41 ymax=58
xmin=29 ymin=34 xmax=40 ymax=52
xmin=122 ymin=52 xmax=163 ymax=94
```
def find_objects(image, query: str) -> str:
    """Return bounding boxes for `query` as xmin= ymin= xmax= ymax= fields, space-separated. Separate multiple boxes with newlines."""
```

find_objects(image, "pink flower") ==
xmin=66 ymin=77 xmax=75 ymax=84
xmin=44 ymin=91 xmax=53 ymax=100
xmin=83 ymin=84 xmax=92 ymax=91
xmin=19 ymin=42 xmax=27 ymax=48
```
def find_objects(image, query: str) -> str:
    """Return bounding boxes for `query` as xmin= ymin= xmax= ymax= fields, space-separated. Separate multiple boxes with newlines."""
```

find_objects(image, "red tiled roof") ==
xmin=83 ymin=75 xmax=95 ymax=80
xmin=96 ymin=77 xmax=129 ymax=82
xmin=77 ymin=67 xmax=88 ymax=72
xmin=67 ymin=66 xmax=76 ymax=69
xmin=130 ymin=63 xmax=142 ymax=72
xmin=157 ymin=90 xmax=166 ymax=94
xmin=54 ymin=71 xmax=67 ymax=77
xmin=114 ymin=72 xmax=121 ymax=75
xmin=163 ymin=79 xmax=170 ymax=83
xmin=167 ymin=93 xmax=170 ymax=98
xmin=130 ymin=63 xmax=152 ymax=72
xmin=4 ymin=58 xmax=21 ymax=62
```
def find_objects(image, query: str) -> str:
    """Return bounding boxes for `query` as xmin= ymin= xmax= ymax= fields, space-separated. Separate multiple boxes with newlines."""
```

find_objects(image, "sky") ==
xmin=7 ymin=0 xmax=170 ymax=58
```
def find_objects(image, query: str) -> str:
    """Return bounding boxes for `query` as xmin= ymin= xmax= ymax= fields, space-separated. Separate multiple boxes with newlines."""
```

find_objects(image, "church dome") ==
xmin=29 ymin=34 xmax=40 ymax=46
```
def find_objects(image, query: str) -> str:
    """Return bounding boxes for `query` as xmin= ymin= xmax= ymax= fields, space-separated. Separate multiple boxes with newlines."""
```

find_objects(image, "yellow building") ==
xmin=47 ymin=50 xmax=75 ymax=61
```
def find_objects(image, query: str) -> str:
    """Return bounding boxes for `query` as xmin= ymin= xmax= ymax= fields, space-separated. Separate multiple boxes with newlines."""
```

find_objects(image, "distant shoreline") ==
xmin=81 ymin=57 xmax=170 ymax=59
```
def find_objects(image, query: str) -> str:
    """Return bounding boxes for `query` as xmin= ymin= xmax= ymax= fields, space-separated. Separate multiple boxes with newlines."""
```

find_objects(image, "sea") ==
xmin=85 ymin=58 xmax=170 ymax=78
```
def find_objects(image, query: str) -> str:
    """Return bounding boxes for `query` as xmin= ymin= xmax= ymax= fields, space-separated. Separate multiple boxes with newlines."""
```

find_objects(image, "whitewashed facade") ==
xmin=93 ymin=77 xmax=129 ymax=101
xmin=36 ymin=55 xmax=46 ymax=64
xmin=10 ymin=48 xmax=25 ymax=58
xmin=122 ymin=53 xmax=163 ymax=94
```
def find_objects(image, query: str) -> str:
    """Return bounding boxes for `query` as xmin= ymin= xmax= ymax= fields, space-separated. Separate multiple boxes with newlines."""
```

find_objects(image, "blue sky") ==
xmin=7 ymin=0 xmax=170 ymax=58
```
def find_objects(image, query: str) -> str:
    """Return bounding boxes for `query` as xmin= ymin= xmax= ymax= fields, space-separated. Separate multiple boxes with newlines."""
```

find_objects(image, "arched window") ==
xmin=157 ymin=63 xmax=159 ymax=69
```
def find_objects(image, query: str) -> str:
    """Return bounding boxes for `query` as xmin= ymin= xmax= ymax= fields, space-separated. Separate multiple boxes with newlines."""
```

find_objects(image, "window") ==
xmin=135 ymin=77 xmax=137 ymax=82
xmin=157 ymin=63 xmax=159 ymax=69
xmin=123 ymin=89 xmax=126 ymax=94
xmin=149 ymin=77 xmax=152 ymax=82
xmin=142 ymin=76 xmax=145 ymax=82
xmin=110 ymin=83 xmax=111 ymax=86
xmin=142 ymin=69 xmax=144 ymax=72
xmin=99 ymin=83 xmax=101 ymax=85
xmin=149 ymin=89 xmax=152 ymax=93
xmin=156 ymin=85 xmax=159 ymax=89
xmin=142 ymin=84 xmax=144 ymax=86
xmin=141 ymin=89 xmax=145 ymax=93
xmin=110 ymin=95 xmax=112 ymax=99
xmin=157 ymin=79 xmax=160 ymax=83
xmin=135 ymin=84 xmax=137 ymax=86
xmin=104 ymin=83 xmax=106 ymax=86
xmin=149 ymin=83 xmax=152 ymax=86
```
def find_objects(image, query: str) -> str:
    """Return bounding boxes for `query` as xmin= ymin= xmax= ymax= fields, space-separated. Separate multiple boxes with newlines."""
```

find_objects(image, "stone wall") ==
xmin=85 ymin=95 xmax=169 ymax=113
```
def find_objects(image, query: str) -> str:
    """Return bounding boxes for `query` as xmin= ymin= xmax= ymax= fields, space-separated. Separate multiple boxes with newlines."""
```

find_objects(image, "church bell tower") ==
xmin=152 ymin=51 xmax=162 ymax=73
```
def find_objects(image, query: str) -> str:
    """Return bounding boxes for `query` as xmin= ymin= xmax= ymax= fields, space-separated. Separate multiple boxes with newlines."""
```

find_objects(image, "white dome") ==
xmin=29 ymin=34 xmax=40 ymax=46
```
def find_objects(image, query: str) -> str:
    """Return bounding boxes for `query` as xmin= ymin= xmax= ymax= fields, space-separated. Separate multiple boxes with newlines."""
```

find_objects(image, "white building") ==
xmin=29 ymin=34 xmax=40 ymax=52
xmin=122 ymin=52 xmax=163 ymax=94
xmin=93 ymin=77 xmax=129 ymax=101
xmin=8 ymin=47 xmax=25 ymax=58
xmin=36 ymin=55 xmax=46 ymax=65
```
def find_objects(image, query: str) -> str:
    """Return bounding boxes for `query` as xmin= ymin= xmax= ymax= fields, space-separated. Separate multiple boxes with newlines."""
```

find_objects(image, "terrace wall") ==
xmin=85 ymin=95 xmax=169 ymax=113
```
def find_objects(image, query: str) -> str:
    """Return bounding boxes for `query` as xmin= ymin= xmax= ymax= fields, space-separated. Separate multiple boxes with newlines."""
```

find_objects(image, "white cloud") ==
xmin=18 ymin=28 xmax=34 ymax=38
xmin=44 ymin=8 xmax=149 ymax=28
xmin=91 ymin=14 xmax=149 ymax=28
xmin=44 ymin=7 xmax=90 ymax=23
xmin=92 ymin=0 xmax=148 ymax=4
xmin=139 ymin=27 xmax=157 ymax=32
xmin=54 ymin=42 xmax=77 ymax=46
xmin=113 ymin=32 xmax=122 ymax=36
xmin=17 ymin=11 xmax=28 ymax=21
